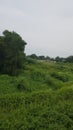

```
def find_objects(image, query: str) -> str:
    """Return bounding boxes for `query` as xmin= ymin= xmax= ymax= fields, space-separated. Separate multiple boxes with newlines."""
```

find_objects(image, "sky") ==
xmin=0 ymin=0 xmax=73 ymax=57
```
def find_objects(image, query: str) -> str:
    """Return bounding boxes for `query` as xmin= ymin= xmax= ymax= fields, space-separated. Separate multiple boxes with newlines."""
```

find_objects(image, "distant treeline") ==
xmin=27 ymin=54 xmax=73 ymax=63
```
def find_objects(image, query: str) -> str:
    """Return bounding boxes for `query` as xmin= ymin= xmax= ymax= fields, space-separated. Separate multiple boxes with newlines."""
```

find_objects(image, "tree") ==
xmin=55 ymin=56 xmax=65 ymax=62
xmin=29 ymin=54 xmax=38 ymax=59
xmin=0 ymin=30 xmax=27 ymax=75
xmin=65 ymin=56 xmax=73 ymax=63
xmin=38 ymin=55 xmax=45 ymax=60
xmin=45 ymin=56 xmax=50 ymax=61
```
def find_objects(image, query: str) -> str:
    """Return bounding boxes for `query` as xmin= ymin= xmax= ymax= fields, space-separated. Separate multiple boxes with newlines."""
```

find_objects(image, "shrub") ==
xmin=51 ymin=72 xmax=69 ymax=82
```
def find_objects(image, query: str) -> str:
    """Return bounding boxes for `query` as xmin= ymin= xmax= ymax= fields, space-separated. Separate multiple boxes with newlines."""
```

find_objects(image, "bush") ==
xmin=45 ymin=75 xmax=63 ymax=89
xmin=16 ymin=77 xmax=31 ymax=92
xmin=51 ymin=72 xmax=69 ymax=82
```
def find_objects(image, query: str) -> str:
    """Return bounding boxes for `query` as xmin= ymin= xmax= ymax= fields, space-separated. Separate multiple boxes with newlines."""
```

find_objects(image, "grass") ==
xmin=0 ymin=59 xmax=73 ymax=129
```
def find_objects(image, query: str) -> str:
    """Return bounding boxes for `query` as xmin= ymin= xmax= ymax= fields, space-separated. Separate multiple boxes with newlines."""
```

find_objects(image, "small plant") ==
xmin=51 ymin=72 xmax=69 ymax=82
xmin=17 ymin=79 xmax=31 ymax=92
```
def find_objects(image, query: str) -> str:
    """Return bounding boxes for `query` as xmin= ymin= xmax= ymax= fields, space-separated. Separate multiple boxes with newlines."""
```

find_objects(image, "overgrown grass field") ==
xmin=0 ymin=59 xmax=73 ymax=130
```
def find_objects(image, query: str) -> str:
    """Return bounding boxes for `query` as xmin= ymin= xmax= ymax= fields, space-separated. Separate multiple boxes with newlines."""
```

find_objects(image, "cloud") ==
xmin=0 ymin=5 xmax=29 ymax=18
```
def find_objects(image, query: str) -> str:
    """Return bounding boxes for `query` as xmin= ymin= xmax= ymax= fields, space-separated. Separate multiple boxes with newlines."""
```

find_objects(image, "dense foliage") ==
xmin=0 ymin=30 xmax=27 ymax=75
xmin=0 ymin=58 xmax=73 ymax=130
xmin=28 ymin=54 xmax=73 ymax=63
xmin=0 ymin=30 xmax=73 ymax=129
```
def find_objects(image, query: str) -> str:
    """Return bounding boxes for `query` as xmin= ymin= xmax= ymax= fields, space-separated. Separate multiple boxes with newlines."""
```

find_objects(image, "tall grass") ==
xmin=0 ymin=60 xmax=73 ymax=129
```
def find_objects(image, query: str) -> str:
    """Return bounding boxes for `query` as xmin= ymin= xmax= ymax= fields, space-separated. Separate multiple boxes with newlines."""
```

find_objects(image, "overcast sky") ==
xmin=0 ymin=0 xmax=73 ymax=57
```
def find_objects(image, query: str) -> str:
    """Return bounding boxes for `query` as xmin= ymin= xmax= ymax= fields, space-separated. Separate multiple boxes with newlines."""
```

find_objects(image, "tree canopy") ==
xmin=0 ymin=30 xmax=27 ymax=75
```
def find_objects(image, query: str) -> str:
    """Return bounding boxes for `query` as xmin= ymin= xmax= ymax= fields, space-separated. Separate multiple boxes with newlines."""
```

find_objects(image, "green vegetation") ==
xmin=0 ymin=59 xmax=73 ymax=130
xmin=28 ymin=54 xmax=73 ymax=63
xmin=0 ymin=30 xmax=27 ymax=75
xmin=0 ymin=30 xmax=73 ymax=130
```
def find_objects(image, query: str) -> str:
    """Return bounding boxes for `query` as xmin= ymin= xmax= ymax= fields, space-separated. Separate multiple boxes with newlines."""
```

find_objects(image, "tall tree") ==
xmin=0 ymin=30 xmax=27 ymax=75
